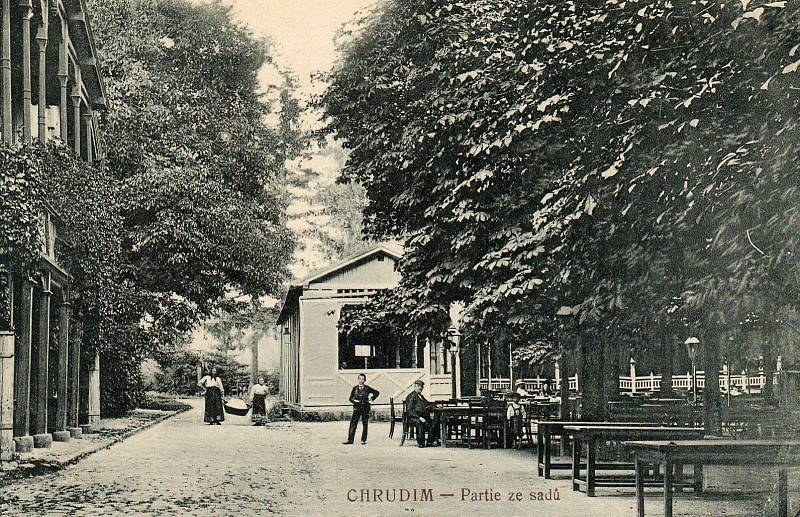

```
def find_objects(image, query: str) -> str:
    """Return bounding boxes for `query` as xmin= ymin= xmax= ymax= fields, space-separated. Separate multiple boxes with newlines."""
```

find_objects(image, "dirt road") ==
xmin=0 ymin=400 xmax=793 ymax=516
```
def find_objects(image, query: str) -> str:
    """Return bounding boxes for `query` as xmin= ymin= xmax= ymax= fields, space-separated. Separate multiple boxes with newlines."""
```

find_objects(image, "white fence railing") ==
xmin=480 ymin=370 xmax=780 ymax=394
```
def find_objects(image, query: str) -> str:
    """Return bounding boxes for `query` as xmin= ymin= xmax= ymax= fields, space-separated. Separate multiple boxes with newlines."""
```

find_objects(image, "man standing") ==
xmin=404 ymin=380 xmax=440 ymax=447
xmin=343 ymin=373 xmax=380 ymax=445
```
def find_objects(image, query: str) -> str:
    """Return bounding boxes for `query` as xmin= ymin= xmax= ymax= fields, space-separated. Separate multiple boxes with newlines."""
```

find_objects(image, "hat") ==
xmin=515 ymin=379 xmax=525 ymax=385
xmin=414 ymin=380 xmax=425 ymax=387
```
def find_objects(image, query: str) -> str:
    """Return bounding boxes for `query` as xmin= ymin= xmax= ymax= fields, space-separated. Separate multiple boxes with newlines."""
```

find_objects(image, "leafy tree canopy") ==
xmin=321 ymin=0 xmax=800 ymax=377
xmin=89 ymin=0 xmax=300 ymax=329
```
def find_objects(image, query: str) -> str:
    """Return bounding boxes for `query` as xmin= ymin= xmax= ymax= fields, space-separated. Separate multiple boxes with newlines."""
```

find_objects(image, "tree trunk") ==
xmin=702 ymin=324 xmax=722 ymax=436
xmin=661 ymin=333 xmax=674 ymax=396
xmin=559 ymin=340 xmax=575 ymax=456
xmin=603 ymin=337 xmax=620 ymax=402
xmin=762 ymin=332 xmax=776 ymax=406
xmin=559 ymin=342 xmax=573 ymax=421
xmin=250 ymin=337 xmax=259 ymax=385
xmin=578 ymin=332 xmax=605 ymax=421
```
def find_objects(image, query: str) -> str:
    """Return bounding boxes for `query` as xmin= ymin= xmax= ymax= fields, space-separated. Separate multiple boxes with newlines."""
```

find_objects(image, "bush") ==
xmin=139 ymin=392 xmax=193 ymax=412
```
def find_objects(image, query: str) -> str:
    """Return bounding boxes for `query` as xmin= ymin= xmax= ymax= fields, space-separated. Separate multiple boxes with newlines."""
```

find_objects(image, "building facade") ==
xmin=0 ymin=0 xmax=106 ymax=461
xmin=276 ymin=244 xmax=459 ymax=418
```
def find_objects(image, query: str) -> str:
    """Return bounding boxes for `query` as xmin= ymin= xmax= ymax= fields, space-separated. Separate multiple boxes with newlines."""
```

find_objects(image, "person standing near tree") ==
xmin=198 ymin=366 xmax=225 ymax=425
xmin=343 ymin=373 xmax=379 ymax=445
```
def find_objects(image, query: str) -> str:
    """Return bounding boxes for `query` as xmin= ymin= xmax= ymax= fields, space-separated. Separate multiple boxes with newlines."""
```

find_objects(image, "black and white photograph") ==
xmin=1 ymin=0 xmax=800 ymax=515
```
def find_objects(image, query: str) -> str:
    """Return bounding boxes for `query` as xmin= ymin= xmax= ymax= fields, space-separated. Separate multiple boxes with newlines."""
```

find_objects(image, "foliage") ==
xmin=88 ymin=0 xmax=299 ymax=329
xmin=205 ymin=300 xmax=279 ymax=355
xmin=138 ymin=391 xmax=193 ymax=412
xmin=38 ymin=141 xmax=154 ymax=416
xmin=0 ymin=140 xmax=149 ymax=415
xmin=308 ymin=180 xmax=373 ymax=262
xmin=0 ymin=0 xmax=300 ymax=415
xmin=198 ymin=350 xmax=251 ymax=389
xmin=287 ymin=140 xmax=375 ymax=267
xmin=154 ymin=348 xmax=204 ymax=395
xmin=58 ymin=0 xmax=300 ymax=413
xmin=0 ymin=144 xmax=45 ymax=276
xmin=0 ymin=144 xmax=46 ymax=328
xmin=322 ymin=0 xmax=800 ymax=424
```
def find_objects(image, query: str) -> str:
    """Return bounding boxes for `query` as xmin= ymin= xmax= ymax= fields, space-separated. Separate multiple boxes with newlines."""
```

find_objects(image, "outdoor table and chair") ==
xmin=433 ymin=400 xmax=473 ymax=446
xmin=626 ymin=439 xmax=800 ymax=517
xmin=566 ymin=425 xmax=705 ymax=497
xmin=515 ymin=399 xmax=558 ymax=448
xmin=434 ymin=400 xmax=507 ymax=448
xmin=535 ymin=420 xmax=682 ymax=479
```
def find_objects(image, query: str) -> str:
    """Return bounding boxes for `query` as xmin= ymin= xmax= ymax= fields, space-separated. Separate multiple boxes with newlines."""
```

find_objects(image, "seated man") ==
xmin=404 ymin=380 xmax=440 ymax=448
xmin=514 ymin=379 xmax=530 ymax=397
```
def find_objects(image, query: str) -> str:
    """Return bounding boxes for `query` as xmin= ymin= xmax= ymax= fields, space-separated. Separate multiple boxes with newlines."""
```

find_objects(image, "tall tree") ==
xmin=89 ymin=0 xmax=299 ymax=329
xmin=322 ymin=0 xmax=800 ymax=430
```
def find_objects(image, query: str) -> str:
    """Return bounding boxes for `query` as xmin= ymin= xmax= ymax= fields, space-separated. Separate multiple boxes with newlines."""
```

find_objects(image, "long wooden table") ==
xmin=626 ymin=440 xmax=800 ymax=517
xmin=535 ymin=421 xmax=664 ymax=479
xmin=565 ymin=425 xmax=705 ymax=497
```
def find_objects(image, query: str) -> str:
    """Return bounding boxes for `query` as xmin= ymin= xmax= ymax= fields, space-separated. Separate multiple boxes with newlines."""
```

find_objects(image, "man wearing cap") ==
xmin=404 ymin=380 xmax=440 ymax=447
xmin=515 ymin=379 xmax=530 ymax=397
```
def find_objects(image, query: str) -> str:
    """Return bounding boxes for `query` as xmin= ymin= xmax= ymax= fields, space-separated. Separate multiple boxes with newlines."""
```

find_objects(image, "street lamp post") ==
xmin=685 ymin=337 xmax=701 ymax=404
xmin=447 ymin=327 xmax=461 ymax=400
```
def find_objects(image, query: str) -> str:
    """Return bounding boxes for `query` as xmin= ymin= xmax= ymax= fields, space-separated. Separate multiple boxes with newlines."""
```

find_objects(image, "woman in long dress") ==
xmin=198 ymin=367 xmax=225 ymax=425
xmin=248 ymin=376 xmax=269 ymax=426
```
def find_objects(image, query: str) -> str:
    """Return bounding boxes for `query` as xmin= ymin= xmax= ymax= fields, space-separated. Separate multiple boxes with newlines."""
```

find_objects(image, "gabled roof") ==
xmin=293 ymin=242 xmax=402 ymax=288
xmin=276 ymin=242 xmax=403 ymax=325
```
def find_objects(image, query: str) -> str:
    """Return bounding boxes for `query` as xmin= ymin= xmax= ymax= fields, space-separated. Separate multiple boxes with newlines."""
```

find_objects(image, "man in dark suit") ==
xmin=404 ymin=380 xmax=440 ymax=447
xmin=343 ymin=373 xmax=380 ymax=445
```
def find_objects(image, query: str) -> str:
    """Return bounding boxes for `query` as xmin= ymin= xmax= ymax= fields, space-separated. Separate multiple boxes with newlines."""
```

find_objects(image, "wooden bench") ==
xmin=535 ymin=421 xmax=677 ymax=479
xmin=626 ymin=439 xmax=800 ymax=517
xmin=566 ymin=425 xmax=704 ymax=497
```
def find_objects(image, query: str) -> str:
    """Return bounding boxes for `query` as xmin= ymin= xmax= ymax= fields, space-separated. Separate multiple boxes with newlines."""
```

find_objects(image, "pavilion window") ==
xmin=337 ymin=333 xmax=420 ymax=370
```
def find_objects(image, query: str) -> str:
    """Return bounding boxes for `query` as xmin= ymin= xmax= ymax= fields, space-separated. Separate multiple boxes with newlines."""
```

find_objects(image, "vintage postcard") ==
xmin=0 ymin=0 xmax=798 ymax=515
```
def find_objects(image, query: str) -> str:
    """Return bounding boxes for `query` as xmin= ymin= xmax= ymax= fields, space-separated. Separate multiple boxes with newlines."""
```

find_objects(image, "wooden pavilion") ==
xmin=276 ymin=244 xmax=459 ymax=418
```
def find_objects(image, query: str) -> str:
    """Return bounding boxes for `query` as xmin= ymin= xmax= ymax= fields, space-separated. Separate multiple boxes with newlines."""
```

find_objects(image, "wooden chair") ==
xmin=520 ymin=402 xmax=550 ymax=448
xmin=438 ymin=400 xmax=470 ymax=444
xmin=460 ymin=399 xmax=487 ymax=448
xmin=389 ymin=397 xmax=403 ymax=439
xmin=398 ymin=399 xmax=417 ymax=446
xmin=483 ymin=401 xmax=507 ymax=449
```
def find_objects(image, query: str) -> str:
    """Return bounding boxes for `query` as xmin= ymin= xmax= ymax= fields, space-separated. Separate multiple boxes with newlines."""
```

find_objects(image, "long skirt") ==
xmin=204 ymin=386 xmax=225 ymax=423
xmin=251 ymin=394 xmax=267 ymax=424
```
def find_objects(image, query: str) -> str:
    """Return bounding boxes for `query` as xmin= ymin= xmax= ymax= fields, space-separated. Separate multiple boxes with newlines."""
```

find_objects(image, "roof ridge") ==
xmin=293 ymin=242 xmax=403 ymax=287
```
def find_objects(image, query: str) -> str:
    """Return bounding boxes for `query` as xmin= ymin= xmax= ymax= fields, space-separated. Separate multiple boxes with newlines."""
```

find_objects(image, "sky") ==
xmin=221 ymin=0 xmax=377 ymax=279
xmin=189 ymin=0 xmax=375 ymax=359
xmin=221 ymin=0 xmax=375 ymax=93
